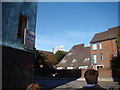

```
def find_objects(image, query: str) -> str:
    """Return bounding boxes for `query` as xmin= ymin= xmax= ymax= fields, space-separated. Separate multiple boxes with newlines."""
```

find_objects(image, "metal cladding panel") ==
xmin=2 ymin=2 xmax=38 ymax=50
xmin=2 ymin=46 xmax=35 ymax=88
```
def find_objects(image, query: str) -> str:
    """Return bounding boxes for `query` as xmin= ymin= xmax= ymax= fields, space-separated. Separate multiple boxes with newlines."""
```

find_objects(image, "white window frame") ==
xmin=61 ymin=60 xmax=66 ymax=63
xmin=83 ymin=58 xmax=90 ymax=62
xmin=71 ymin=59 xmax=77 ymax=63
xmin=96 ymin=65 xmax=104 ymax=69
xmin=57 ymin=67 xmax=63 ymax=70
xmin=92 ymin=54 xmax=97 ymax=64
xmin=92 ymin=43 xmax=97 ymax=50
xmin=66 ymin=66 xmax=75 ymax=69
xmin=99 ymin=43 xmax=102 ymax=50
xmin=100 ymin=53 xmax=103 ymax=61
xmin=79 ymin=66 xmax=88 ymax=69
xmin=67 ymin=53 xmax=72 ymax=56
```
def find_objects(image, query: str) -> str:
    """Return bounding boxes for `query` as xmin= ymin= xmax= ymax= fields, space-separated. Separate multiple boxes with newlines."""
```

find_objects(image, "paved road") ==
xmin=54 ymin=80 xmax=120 ymax=90
xmin=33 ymin=76 xmax=76 ymax=89
xmin=33 ymin=76 xmax=120 ymax=90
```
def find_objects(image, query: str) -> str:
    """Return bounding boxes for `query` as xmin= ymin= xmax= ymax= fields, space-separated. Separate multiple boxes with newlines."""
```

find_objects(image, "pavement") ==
xmin=33 ymin=76 xmax=76 ymax=89
xmin=53 ymin=78 xmax=120 ymax=90
xmin=33 ymin=76 xmax=120 ymax=90
xmin=77 ymin=77 xmax=114 ymax=81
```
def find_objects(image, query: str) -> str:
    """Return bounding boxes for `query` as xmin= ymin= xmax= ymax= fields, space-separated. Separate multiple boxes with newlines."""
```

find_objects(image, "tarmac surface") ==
xmin=33 ymin=76 xmax=120 ymax=90
xmin=54 ymin=80 xmax=120 ymax=90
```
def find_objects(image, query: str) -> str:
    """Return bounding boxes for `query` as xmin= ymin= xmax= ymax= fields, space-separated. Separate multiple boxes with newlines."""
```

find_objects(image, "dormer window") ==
xmin=71 ymin=59 xmax=77 ymax=63
xmin=67 ymin=53 xmax=72 ymax=56
xmin=61 ymin=60 xmax=66 ymax=63
xmin=83 ymin=58 xmax=90 ymax=62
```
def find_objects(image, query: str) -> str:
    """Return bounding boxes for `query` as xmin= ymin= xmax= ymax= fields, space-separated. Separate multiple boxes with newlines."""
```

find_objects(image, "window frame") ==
xmin=99 ymin=43 xmax=102 ymax=50
xmin=92 ymin=54 xmax=97 ymax=64
xmin=92 ymin=43 xmax=97 ymax=50
xmin=61 ymin=60 xmax=66 ymax=63
xmin=96 ymin=65 xmax=104 ymax=69
xmin=57 ymin=67 xmax=63 ymax=70
xmin=79 ymin=66 xmax=88 ymax=69
xmin=71 ymin=59 xmax=77 ymax=63
xmin=100 ymin=53 xmax=103 ymax=61
xmin=66 ymin=66 xmax=75 ymax=69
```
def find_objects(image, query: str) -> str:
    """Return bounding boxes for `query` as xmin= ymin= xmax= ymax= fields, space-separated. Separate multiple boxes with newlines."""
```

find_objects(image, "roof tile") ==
xmin=90 ymin=26 xmax=120 ymax=43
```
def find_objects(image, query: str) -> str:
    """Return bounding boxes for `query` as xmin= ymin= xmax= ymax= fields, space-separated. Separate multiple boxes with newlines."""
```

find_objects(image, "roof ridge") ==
xmin=90 ymin=26 xmax=119 ymax=43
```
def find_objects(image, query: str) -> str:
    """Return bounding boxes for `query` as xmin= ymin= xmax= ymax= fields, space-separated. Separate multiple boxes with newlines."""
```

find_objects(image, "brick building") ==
xmin=90 ymin=26 xmax=120 ymax=70
xmin=56 ymin=26 xmax=120 ymax=78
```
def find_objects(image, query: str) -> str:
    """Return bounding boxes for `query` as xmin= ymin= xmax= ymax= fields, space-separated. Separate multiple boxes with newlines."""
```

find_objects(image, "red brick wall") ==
xmin=81 ymin=69 xmax=87 ymax=78
xmin=98 ymin=68 xmax=112 ymax=78
xmin=81 ymin=68 xmax=112 ymax=78
xmin=90 ymin=39 xmax=117 ymax=68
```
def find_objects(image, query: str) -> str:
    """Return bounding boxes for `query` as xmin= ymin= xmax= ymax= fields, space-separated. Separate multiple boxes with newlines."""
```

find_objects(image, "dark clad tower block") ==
xmin=2 ymin=2 xmax=38 ymax=89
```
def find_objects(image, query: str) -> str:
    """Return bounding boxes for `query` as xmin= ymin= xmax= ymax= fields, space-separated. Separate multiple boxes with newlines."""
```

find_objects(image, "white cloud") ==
xmin=35 ymin=30 xmax=96 ymax=51
xmin=64 ymin=30 xmax=95 ymax=38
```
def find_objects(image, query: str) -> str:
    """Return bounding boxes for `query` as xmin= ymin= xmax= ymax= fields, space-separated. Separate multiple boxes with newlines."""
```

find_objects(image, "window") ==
xmin=83 ymin=58 xmax=90 ymax=62
xmin=66 ymin=66 xmax=75 ymax=69
xmin=17 ymin=14 xmax=27 ymax=39
xmin=67 ymin=53 xmax=72 ymax=56
xmin=57 ymin=67 xmax=63 ymax=70
xmin=100 ymin=53 xmax=103 ymax=61
xmin=92 ymin=44 xmax=97 ymax=50
xmin=71 ymin=59 xmax=77 ymax=63
xmin=79 ymin=66 xmax=88 ymax=69
xmin=96 ymin=65 xmax=104 ymax=69
xmin=99 ymin=43 xmax=102 ymax=49
xmin=61 ymin=60 xmax=66 ymax=63
xmin=92 ymin=54 xmax=97 ymax=64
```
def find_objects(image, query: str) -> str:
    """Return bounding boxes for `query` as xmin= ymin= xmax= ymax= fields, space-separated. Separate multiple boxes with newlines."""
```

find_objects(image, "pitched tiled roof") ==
xmin=90 ymin=26 xmax=120 ymax=43
xmin=37 ymin=50 xmax=54 ymax=55
xmin=57 ymin=44 xmax=91 ymax=69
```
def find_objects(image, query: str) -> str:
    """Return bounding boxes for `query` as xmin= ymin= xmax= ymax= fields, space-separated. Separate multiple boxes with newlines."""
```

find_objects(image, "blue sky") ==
xmin=35 ymin=2 xmax=118 ymax=52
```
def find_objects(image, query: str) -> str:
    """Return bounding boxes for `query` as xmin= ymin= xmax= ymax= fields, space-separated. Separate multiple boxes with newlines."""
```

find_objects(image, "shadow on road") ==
xmin=33 ymin=76 xmax=77 ymax=89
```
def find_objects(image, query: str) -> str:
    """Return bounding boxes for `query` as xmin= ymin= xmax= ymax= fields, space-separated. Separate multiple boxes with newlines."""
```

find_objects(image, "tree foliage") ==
xmin=36 ymin=51 xmax=57 ymax=66
xmin=34 ymin=51 xmax=57 ymax=71
xmin=117 ymin=32 xmax=120 ymax=51
xmin=34 ymin=51 xmax=55 ymax=76
xmin=54 ymin=51 xmax=67 ymax=64
xmin=110 ymin=32 xmax=120 ymax=70
xmin=111 ymin=32 xmax=120 ymax=70
xmin=44 ymin=53 xmax=57 ymax=65
xmin=111 ymin=56 xmax=120 ymax=69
